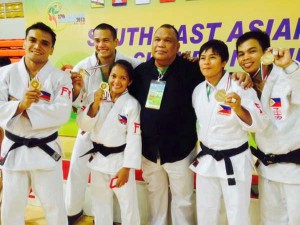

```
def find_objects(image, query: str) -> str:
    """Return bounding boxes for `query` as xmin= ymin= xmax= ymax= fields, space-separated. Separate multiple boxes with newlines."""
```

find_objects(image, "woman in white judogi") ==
xmin=66 ymin=30 xmax=141 ymax=218
xmin=0 ymin=22 xmax=72 ymax=225
xmin=77 ymin=59 xmax=141 ymax=225
xmin=190 ymin=40 xmax=268 ymax=225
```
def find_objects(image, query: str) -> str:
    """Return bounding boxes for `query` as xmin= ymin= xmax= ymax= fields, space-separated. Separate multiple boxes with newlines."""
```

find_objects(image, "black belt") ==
xmin=81 ymin=142 xmax=126 ymax=158
xmin=193 ymin=142 xmax=249 ymax=186
xmin=251 ymin=146 xmax=300 ymax=166
xmin=0 ymin=130 xmax=60 ymax=165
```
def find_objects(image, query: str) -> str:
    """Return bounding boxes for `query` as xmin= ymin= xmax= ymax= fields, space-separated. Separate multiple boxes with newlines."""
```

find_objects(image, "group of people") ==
xmin=0 ymin=20 xmax=299 ymax=225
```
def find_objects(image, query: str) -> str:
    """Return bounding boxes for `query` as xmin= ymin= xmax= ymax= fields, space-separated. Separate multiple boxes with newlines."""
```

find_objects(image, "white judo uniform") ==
xmin=190 ymin=72 xmax=268 ymax=225
xmin=253 ymin=62 xmax=300 ymax=225
xmin=0 ymin=58 xmax=72 ymax=225
xmin=77 ymin=91 xmax=141 ymax=225
xmin=65 ymin=51 xmax=141 ymax=216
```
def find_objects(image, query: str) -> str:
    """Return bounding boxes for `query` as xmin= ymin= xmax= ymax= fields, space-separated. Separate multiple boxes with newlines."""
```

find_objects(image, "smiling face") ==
xmin=93 ymin=29 xmax=118 ymax=60
xmin=199 ymin=48 xmax=227 ymax=85
xmin=24 ymin=29 xmax=54 ymax=65
xmin=108 ymin=64 xmax=132 ymax=98
xmin=237 ymin=39 xmax=264 ymax=76
xmin=152 ymin=27 xmax=180 ymax=67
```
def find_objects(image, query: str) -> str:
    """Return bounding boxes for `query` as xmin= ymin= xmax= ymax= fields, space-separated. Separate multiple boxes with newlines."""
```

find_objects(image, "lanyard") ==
xmin=157 ymin=67 xmax=168 ymax=81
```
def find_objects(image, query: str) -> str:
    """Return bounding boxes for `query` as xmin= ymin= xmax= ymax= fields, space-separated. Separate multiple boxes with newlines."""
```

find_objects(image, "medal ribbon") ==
xmin=207 ymin=72 xmax=231 ymax=101
xmin=225 ymin=73 xmax=231 ymax=91
xmin=259 ymin=63 xmax=273 ymax=81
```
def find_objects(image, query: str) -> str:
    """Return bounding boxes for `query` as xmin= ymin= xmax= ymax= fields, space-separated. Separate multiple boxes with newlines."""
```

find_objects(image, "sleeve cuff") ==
xmin=284 ymin=61 xmax=299 ymax=74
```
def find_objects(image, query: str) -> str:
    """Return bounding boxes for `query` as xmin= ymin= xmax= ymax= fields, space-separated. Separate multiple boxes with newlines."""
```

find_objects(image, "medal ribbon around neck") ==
xmin=214 ymin=73 xmax=231 ymax=102
xmin=259 ymin=63 xmax=273 ymax=81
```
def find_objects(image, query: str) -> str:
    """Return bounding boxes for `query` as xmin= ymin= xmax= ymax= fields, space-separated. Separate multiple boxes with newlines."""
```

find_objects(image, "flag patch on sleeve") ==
xmin=118 ymin=114 xmax=127 ymax=125
xmin=40 ymin=91 xmax=51 ymax=102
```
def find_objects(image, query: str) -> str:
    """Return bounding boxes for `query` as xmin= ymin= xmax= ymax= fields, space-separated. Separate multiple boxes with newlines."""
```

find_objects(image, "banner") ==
xmin=23 ymin=0 xmax=300 ymax=136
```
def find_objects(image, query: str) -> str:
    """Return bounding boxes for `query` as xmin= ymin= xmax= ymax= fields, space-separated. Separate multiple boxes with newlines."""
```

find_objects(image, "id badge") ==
xmin=145 ymin=80 xmax=166 ymax=110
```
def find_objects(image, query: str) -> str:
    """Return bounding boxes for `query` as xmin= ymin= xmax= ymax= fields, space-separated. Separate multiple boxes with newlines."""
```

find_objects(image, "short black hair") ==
xmin=236 ymin=30 xmax=270 ymax=52
xmin=0 ymin=57 xmax=11 ymax=67
xmin=199 ymin=39 xmax=229 ymax=62
xmin=156 ymin=24 xmax=179 ymax=41
xmin=109 ymin=59 xmax=134 ymax=81
xmin=93 ymin=23 xmax=117 ymax=40
xmin=25 ymin=22 xmax=56 ymax=47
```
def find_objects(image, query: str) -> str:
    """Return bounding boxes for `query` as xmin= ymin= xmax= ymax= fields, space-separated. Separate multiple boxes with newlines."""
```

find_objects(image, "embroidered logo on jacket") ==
xmin=134 ymin=122 xmax=140 ymax=133
xmin=118 ymin=114 xmax=127 ymax=125
xmin=217 ymin=104 xmax=231 ymax=115
xmin=254 ymin=102 xmax=264 ymax=114
xmin=60 ymin=86 xmax=71 ymax=99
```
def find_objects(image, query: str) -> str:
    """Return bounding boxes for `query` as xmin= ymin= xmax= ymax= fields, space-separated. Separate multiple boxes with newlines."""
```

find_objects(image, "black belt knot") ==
xmin=81 ymin=142 xmax=126 ymax=158
xmin=193 ymin=142 xmax=249 ymax=186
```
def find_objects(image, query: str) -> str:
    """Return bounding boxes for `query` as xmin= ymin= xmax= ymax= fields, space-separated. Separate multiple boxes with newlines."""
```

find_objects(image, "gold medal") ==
xmin=261 ymin=52 xmax=274 ymax=65
xmin=99 ymin=81 xmax=109 ymax=93
xmin=215 ymin=89 xmax=226 ymax=102
xmin=272 ymin=49 xmax=279 ymax=56
xmin=30 ymin=79 xmax=42 ymax=90
xmin=78 ymin=68 xmax=89 ymax=78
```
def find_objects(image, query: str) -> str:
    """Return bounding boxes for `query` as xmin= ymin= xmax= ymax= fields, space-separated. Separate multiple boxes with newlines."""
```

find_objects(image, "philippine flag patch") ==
xmin=218 ymin=104 xmax=231 ymax=115
xmin=118 ymin=114 xmax=127 ymax=125
xmin=269 ymin=98 xmax=281 ymax=107
xmin=40 ymin=91 xmax=51 ymax=102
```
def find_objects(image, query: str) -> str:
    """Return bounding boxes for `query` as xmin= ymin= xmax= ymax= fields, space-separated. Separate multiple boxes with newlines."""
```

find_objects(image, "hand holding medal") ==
xmin=99 ymin=81 xmax=109 ymax=101
xmin=215 ymin=89 xmax=237 ymax=104
xmin=99 ymin=81 xmax=109 ymax=93
xmin=261 ymin=51 xmax=275 ymax=65
xmin=261 ymin=47 xmax=281 ymax=65
xmin=78 ymin=68 xmax=89 ymax=78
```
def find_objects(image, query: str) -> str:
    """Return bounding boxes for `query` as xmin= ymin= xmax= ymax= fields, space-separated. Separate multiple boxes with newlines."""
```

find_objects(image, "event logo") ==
xmin=47 ymin=2 xmax=63 ymax=29
xmin=46 ymin=1 xmax=85 ymax=31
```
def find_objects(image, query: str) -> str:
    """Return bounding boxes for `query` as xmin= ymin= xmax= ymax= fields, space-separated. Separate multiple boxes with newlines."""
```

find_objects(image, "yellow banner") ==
xmin=23 ymin=0 xmax=299 ymax=71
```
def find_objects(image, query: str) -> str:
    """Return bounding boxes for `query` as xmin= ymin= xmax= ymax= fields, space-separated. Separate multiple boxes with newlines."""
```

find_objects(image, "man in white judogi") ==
xmin=65 ymin=23 xmax=141 ymax=224
xmin=0 ymin=22 xmax=72 ymax=225
xmin=236 ymin=30 xmax=300 ymax=225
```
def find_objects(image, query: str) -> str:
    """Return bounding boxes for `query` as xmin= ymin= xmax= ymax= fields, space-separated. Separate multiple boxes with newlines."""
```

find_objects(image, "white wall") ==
xmin=0 ymin=0 xmax=25 ymax=39
xmin=0 ymin=18 xmax=25 ymax=39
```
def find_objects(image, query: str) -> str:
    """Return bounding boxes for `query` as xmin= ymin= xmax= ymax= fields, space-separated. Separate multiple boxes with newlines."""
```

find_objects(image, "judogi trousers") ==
xmin=1 ymin=161 xmax=67 ymax=225
xmin=142 ymin=151 xmax=195 ymax=225
xmin=196 ymin=162 xmax=252 ymax=225
xmin=259 ymin=177 xmax=300 ymax=225
xmin=91 ymin=169 xmax=140 ymax=225
xmin=65 ymin=132 xmax=91 ymax=216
